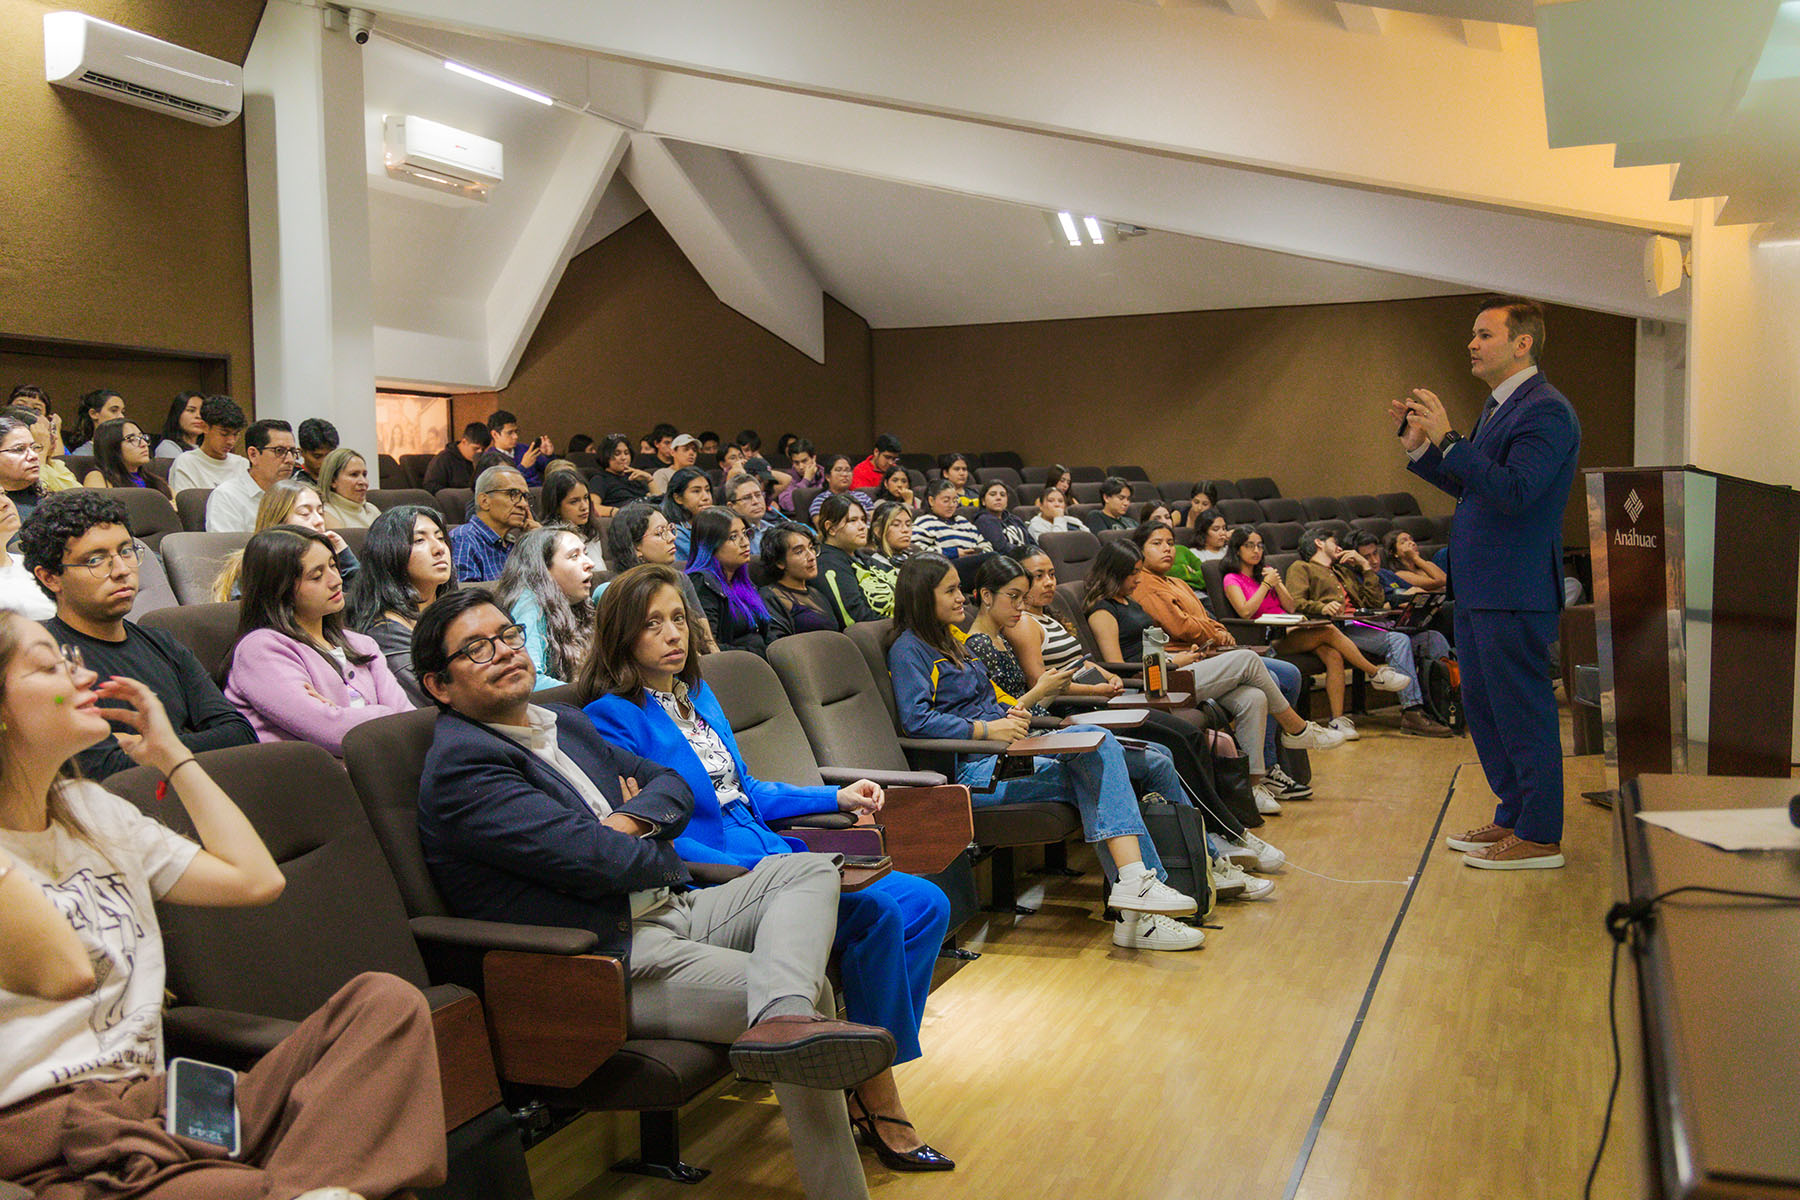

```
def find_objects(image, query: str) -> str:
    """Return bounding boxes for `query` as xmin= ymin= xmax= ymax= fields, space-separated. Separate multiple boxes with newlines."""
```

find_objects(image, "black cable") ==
xmin=1585 ymin=884 xmax=1800 ymax=1200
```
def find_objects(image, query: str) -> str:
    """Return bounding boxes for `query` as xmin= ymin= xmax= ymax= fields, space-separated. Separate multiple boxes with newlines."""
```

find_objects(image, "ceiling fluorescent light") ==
xmin=1057 ymin=211 xmax=1082 ymax=247
xmin=1083 ymin=216 xmax=1105 ymax=245
xmin=444 ymin=60 xmax=552 ymax=106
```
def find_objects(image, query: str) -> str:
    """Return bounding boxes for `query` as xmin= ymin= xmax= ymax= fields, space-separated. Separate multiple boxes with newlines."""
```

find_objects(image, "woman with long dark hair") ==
xmin=659 ymin=466 xmax=712 ymax=564
xmin=82 ymin=418 xmax=170 ymax=497
xmin=580 ymin=564 xmax=954 ymax=1172
xmin=593 ymin=432 xmax=652 ymax=513
xmin=971 ymin=480 xmax=1034 ymax=555
xmin=887 ymin=554 xmax=1204 ymax=951
xmin=806 ymin=454 xmax=872 ymax=520
xmin=223 ymin=527 xmax=412 ymax=753
xmin=543 ymin=468 xmax=609 ymax=566
xmin=874 ymin=464 xmax=917 ymax=511
xmin=0 ymin=610 xmax=447 ymax=1199
xmin=601 ymin=502 xmax=716 ymax=652
xmin=156 ymin=390 xmax=206 ymax=458
xmin=495 ymin=527 xmax=596 ymax=689
xmin=684 ymin=507 xmax=771 ymax=656
xmin=934 ymin=453 xmax=980 ymax=505
xmin=814 ymin=493 xmax=880 ymax=625
xmin=345 ymin=504 xmax=457 ymax=705
xmin=64 ymin=388 xmax=124 ymax=456
xmin=757 ymin=524 xmax=840 ymax=639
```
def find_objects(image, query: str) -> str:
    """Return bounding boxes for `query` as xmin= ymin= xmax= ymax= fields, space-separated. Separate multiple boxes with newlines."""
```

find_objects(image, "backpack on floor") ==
xmin=1137 ymin=794 xmax=1215 ymax=921
xmin=1422 ymin=653 xmax=1466 ymax=733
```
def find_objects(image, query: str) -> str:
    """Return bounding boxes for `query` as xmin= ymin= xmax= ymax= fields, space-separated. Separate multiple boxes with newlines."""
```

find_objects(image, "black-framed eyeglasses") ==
xmin=260 ymin=446 xmax=302 ymax=460
xmin=122 ymin=433 xmax=151 ymax=447
xmin=447 ymin=623 xmax=527 ymax=666
xmin=61 ymin=544 xmax=140 ymax=577
xmin=486 ymin=487 xmax=528 ymax=504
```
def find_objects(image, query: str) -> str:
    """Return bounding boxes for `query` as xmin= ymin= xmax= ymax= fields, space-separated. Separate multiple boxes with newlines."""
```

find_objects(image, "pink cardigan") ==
xmin=223 ymin=627 xmax=415 ymax=756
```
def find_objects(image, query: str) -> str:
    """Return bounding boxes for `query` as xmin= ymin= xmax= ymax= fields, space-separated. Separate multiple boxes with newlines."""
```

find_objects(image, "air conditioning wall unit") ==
xmin=382 ymin=114 xmax=504 ymax=203
xmin=44 ymin=12 xmax=242 ymax=127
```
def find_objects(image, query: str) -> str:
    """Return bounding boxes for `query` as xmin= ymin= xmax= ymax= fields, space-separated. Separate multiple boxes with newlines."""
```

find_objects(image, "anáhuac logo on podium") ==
xmin=1615 ymin=487 xmax=1658 ymax=548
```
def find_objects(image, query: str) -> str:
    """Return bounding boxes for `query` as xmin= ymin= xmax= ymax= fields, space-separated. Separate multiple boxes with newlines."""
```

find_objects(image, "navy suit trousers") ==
xmin=1454 ymin=605 xmax=1564 ymax=843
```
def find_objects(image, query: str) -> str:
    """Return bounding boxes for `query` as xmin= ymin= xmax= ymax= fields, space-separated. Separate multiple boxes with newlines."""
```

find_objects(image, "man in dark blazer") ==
xmin=414 ymin=590 xmax=893 ymax=1200
xmin=1393 ymin=298 xmax=1581 ymax=871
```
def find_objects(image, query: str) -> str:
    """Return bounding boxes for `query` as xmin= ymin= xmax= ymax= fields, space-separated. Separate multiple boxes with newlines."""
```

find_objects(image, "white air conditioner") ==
xmin=44 ymin=12 xmax=242 ymax=127
xmin=382 ymin=115 xmax=504 ymax=203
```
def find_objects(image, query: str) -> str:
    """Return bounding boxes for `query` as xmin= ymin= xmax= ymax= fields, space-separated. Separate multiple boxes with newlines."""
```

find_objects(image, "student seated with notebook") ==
xmin=886 ymin=553 xmax=1206 ymax=951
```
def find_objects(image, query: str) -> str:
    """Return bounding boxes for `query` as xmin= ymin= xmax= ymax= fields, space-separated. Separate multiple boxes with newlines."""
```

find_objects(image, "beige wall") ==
xmin=0 ymin=1 xmax=264 ymax=419
xmin=870 ymin=295 xmax=1636 ymax=540
xmin=488 ymin=214 xmax=874 ymax=454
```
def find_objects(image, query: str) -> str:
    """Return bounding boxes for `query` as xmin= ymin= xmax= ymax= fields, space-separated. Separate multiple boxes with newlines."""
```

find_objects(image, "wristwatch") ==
xmin=1436 ymin=430 xmax=1465 ymax=453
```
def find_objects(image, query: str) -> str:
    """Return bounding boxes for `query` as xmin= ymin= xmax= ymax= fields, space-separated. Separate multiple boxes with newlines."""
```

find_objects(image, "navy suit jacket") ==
xmin=418 ymin=703 xmax=695 ymax=961
xmin=1408 ymin=371 xmax=1580 ymax=612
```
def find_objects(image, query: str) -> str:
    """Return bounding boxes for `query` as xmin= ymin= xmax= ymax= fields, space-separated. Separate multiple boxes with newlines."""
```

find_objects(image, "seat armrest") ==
xmin=164 ymin=1006 xmax=299 ymax=1064
xmin=898 ymin=736 xmax=1008 ymax=756
xmin=767 ymin=810 xmax=857 ymax=832
xmin=1027 ymin=714 xmax=1065 ymax=730
xmin=685 ymin=860 xmax=751 ymax=886
xmin=1071 ymin=709 xmax=1150 ymax=730
xmin=482 ymin=951 xmax=628 ymax=1089
xmin=784 ymin=826 xmax=886 ymax=857
xmin=815 ymin=765 xmax=948 ymax=788
xmin=409 ymin=914 xmax=599 ymax=956
xmin=878 ymin=785 xmax=975 ymax=875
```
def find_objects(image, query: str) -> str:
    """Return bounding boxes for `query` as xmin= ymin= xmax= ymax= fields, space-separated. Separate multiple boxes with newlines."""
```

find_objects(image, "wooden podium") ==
xmin=1585 ymin=466 xmax=1800 ymax=788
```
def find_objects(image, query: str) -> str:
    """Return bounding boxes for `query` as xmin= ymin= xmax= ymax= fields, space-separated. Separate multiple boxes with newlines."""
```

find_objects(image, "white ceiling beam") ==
xmin=1220 ymin=0 xmax=1276 ymax=17
xmin=364 ymin=0 xmax=1689 ymax=231
xmin=622 ymin=133 xmax=825 ymax=361
xmin=631 ymin=68 xmax=1686 ymax=321
xmin=484 ymin=117 xmax=630 ymax=387
xmin=1461 ymin=20 xmax=1506 ymax=50
xmin=1335 ymin=3 xmax=1387 ymax=35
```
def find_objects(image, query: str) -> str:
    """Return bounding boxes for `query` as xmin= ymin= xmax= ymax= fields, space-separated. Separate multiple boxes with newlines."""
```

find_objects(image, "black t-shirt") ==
xmin=45 ymin=617 xmax=257 ymax=780
xmin=422 ymin=446 xmax=474 ymax=493
xmin=594 ymin=470 xmax=650 ymax=508
xmin=1083 ymin=510 xmax=1138 ymax=534
xmin=1094 ymin=597 xmax=1156 ymax=662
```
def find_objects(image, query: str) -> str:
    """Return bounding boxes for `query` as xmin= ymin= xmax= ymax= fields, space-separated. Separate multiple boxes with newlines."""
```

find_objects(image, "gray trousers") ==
xmin=1178 ymin=648 xmax=1293 ymax=774
xmin=630 ymin=853 xmax=867 ymax=1200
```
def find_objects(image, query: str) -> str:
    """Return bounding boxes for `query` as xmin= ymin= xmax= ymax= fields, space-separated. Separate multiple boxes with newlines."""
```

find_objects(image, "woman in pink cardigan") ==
xmin=223 ymin=526 xmax=414 ymax=755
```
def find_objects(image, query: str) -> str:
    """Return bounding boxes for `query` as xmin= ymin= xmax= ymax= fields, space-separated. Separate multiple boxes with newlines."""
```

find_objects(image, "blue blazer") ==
xmin=585 ymin=682 xmax=838 ymax=870
xmin=418 ymin=703 xmax=695 ymax=962
xmin=1408 ymin=371 xmax=1580 ymax=612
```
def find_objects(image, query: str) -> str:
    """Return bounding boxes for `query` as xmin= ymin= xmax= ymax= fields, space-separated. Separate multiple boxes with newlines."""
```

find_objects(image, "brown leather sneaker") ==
xmin=1400 ymin=708 xmax=1453 ymax=738
xmin=728 ymin=1014 xmax=896 ymax=1090
xmin=1462 ymin=835 xmax=1564 ymax=871
xmin=1445 ymin=822 xmax=1512 ymax=852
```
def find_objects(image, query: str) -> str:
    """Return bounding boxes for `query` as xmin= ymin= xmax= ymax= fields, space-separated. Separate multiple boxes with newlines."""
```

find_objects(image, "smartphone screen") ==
xmin=166 ymin=1058 xmax=239 ymax=1156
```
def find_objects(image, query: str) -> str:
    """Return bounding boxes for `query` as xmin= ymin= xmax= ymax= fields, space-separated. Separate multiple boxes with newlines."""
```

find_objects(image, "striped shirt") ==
xmin=1031 ymin=611 xmax=1085 ymax=671
xmin=913 ymin=513 xmax=985 ymax=559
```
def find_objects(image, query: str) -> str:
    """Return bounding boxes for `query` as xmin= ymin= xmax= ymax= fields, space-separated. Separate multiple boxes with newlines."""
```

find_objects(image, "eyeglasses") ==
xmin=258 ymin=445 xmax=302 ymax=460
xmin=486 ymin=488 xmax=528 ymax=504
xmin=447 ymin=623 xmax=527 ymax=666
xmin=0 ymin=442 xmax=38 ymax=458
xmin=53 ymin=643 xmax=86 ymax=677
xmin=61 ymin=544 xmax=140 ymax=578
xmin=122 ymin=433 xmax=151 ymax=446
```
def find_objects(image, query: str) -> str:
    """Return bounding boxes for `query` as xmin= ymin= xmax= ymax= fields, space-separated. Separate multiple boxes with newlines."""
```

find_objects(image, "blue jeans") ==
xmin=956 ymin=727 xmax=1183 ymax=883
xmin=1262 ymin=655 xmax=1302 ymax=768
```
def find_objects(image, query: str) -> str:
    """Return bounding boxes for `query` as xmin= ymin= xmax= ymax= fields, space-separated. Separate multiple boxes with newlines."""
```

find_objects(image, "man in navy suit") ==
xmin=413 ymin=590 xmax=893 ymax=1200
xmin=1392 ymin=298 xmax=1580 ymax=870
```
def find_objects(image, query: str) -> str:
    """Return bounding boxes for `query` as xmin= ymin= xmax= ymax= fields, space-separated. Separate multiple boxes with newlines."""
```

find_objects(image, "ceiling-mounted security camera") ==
xmin=345 ymin=8 xmax=375 ymax=44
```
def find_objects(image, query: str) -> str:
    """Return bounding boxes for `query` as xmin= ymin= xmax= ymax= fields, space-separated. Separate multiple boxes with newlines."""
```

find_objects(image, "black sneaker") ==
xmin=1265 ymin=765 xmax=1313 ymax=800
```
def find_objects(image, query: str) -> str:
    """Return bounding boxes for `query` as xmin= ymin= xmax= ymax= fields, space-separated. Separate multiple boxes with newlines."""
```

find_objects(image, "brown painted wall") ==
xmin=0 ymin=1 xmax=265 ymax=418
xmin=871 ymin=295 xmax=1636 ymax=540
xmin=490 ymin=214 xmax=874 ymax=454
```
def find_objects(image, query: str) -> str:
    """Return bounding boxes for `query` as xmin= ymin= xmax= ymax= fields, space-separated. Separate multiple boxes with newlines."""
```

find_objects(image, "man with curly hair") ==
xmin=22 ymin=491 xmax=254 ymax=779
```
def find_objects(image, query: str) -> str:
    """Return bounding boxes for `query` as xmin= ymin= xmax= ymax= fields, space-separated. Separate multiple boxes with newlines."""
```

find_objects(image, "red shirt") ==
xmin=850 ymin=456 xmax=885 ymax=490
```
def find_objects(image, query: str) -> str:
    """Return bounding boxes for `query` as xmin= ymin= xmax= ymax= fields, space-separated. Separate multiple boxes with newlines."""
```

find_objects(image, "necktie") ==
xmin=1470 ymin=395 xmax=1499 ymax=444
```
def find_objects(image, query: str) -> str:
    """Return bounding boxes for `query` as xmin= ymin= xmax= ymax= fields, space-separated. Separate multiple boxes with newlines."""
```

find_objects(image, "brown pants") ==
xmin=0 ymin=972 xmax=447 ymax=1200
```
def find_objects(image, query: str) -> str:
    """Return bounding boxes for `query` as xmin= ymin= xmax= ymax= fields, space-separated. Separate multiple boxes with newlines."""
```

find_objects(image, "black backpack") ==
xmin=1422 ymin=653 xmax=1466 ymax=733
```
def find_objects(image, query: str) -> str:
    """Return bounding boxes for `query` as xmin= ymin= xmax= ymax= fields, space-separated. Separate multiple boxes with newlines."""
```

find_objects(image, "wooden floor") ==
xmin=534 ymin=711 xmax=1646 ymax=1200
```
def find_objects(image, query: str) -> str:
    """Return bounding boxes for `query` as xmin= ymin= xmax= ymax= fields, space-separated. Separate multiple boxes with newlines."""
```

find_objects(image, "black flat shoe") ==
xmin=847 ymin=1093 xmax=956 ymax=1172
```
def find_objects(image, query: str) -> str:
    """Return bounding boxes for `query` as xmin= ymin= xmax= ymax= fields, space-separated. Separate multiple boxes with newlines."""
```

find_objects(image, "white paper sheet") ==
xmin=1636 ymin=807 xmax=1800 ymax=852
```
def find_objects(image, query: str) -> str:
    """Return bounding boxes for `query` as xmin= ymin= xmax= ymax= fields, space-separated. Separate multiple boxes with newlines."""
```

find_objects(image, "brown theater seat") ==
xmin=139 ymin=601 xmax=240 ymax=680
xmin=98 ymin=487 xmax=182 ymax=552
xmin=368 ymin=487 xmax=435 ymax=513
xmin=175 ymin=487 xmax=212 ymax=532
xmin=159 ymin=531 xmax=250 ymax=606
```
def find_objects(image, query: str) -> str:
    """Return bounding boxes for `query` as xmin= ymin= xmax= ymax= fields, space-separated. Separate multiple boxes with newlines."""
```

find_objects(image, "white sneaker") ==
xmin=1369 ymin=665 xmax=1411 ymax=693
xmin=1281 ymin=721 xmax=1346 ymax=751
xmin=1253 ymin=783 xmax=1282 ymax=815
xmin=1108 ymin=870 xmax=1199 ymax=917
xmin=1219 ymin=838 xmax=1260 ymax=870
xmin=1265 ymin=765 xmax=1313 ymax=799
xmin=1212 ymin=859 xmax=1276 ymax=900
xmin=295 ymin=1191 xmax=366 ymax=1200
xmin=1232 ymin=832 xmax=1287 ymax=873
xmin=1112 ymin=912 xmax=1205 ymax=951
xmin=1327 ymin=715 xmax=1360 ymax=741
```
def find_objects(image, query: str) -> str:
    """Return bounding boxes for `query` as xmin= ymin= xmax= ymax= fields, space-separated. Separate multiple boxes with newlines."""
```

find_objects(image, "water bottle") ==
xmin=1142 ymin=626 xmax=1170 ymax=699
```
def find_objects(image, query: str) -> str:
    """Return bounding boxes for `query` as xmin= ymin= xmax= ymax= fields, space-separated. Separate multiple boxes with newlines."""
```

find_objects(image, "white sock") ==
xmin=1117 ymin=861 xmax=1152 ymax=885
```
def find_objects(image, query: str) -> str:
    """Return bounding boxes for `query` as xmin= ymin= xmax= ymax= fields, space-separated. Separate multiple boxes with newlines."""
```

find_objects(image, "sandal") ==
xmin=846 ymin=1090 xmax=956 ymax=1172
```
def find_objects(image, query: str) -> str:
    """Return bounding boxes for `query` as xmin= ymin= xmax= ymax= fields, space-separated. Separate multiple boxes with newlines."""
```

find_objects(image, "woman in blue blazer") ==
xmin=580 ymin=563 xmax=955 ymax=1172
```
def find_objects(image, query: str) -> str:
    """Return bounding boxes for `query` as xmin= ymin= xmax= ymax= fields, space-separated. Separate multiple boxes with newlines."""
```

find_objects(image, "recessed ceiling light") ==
xmin=1056 ymin=211 xmax=1082 ymax=247
xmin=444 ymin=60 xmax=553 ymax=106
xmin=1083 ymin=216 xmax=1105 ymax=245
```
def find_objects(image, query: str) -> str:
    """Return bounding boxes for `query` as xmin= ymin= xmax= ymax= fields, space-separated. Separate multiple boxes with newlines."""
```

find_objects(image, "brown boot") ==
xmin=1400 ymin=708 xmax=1453 ymax=738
